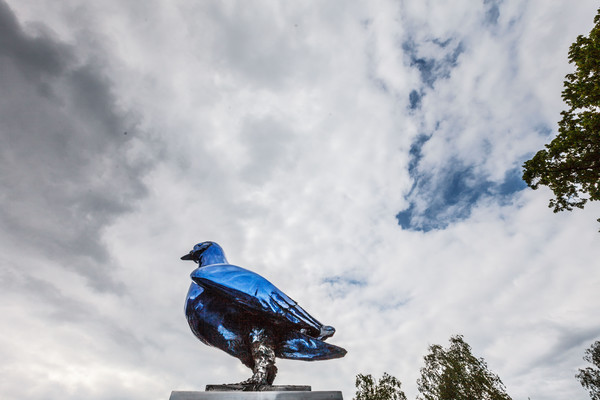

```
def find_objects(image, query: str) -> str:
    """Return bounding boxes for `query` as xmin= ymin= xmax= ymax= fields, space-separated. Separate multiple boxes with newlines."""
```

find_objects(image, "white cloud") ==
xmin=1 ymin=1 xmax=599 ymax=400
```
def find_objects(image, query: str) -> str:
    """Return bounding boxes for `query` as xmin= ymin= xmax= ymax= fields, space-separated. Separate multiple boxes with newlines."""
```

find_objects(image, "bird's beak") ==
xmin=181 ymin=252 xmax=195 ymax=261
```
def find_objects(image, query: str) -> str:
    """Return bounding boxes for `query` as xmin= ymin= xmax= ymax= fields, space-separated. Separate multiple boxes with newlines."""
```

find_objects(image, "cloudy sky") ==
xmin=1 ymin=1 xmax=599 ymax=399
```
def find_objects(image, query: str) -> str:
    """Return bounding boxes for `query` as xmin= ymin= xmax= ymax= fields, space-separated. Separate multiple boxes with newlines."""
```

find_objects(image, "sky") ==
xmin=1 ymin=1 xmax=599 ymax=399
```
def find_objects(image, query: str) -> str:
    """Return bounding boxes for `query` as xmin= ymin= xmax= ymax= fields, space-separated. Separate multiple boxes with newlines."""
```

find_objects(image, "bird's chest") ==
xmin=185 ymin=282 xmax=225 ymax=321
xmin=185 ymin=283 xmax=241 ymax=339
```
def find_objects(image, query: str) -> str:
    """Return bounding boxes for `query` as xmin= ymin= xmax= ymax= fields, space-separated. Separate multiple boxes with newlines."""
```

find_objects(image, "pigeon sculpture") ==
xmin=181 ymin=241 xmax=346 ymax=389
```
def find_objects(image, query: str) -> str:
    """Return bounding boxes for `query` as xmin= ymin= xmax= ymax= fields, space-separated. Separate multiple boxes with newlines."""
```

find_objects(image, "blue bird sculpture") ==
xmin=181 ymin=241 xmax=346 ymax=388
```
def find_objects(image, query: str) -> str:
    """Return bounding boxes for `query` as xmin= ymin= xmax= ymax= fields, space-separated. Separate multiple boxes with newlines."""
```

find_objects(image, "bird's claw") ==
xmin=238 ymin=377 xmax=270 ymax=391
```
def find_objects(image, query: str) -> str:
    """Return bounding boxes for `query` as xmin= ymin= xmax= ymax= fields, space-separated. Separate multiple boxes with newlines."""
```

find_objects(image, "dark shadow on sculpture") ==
xmin=181 ymin=241 xmax=347 ymax=391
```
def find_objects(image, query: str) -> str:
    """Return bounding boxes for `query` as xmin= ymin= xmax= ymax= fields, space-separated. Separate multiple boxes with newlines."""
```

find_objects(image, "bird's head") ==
xmin=180 ymin=241 xmax=228 ymax=266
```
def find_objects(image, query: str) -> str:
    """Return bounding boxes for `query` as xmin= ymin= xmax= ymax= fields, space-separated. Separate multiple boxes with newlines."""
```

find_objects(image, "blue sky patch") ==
xmin=484 ymin=0 xmax=501 ymax=26
xmin=409 ymin=89 xmax=422 ymax=110
xmin=322 ymin=276 xmax=367 ymax=287
xmin=322 ymin=276 xmax=368 ymax=299
xmin=403 ymin=39 xmax=464 ymax=88
xmin=397 ymin=163 xmax=527 ymax=231
xmin=408 ymin=134 xmax=430 ymax=173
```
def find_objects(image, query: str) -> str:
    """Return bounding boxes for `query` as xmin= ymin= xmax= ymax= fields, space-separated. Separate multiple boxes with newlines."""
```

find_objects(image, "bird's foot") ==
xmin=238 ymin=376 xmax=270 ymax=391
xmin=318 ymin=325 xmax=335 ymax=341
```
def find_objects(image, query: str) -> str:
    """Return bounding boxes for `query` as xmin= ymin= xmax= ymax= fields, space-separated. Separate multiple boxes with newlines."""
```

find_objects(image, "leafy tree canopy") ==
xmin=522 ymin=8 xmax=600 ymax=223
xmin=576 ymin=341 xmax=600 ymax=400
xmin=416 ymin=335 xmax=512 ymax=400
xmin=354 ymin=372 xmax=407 ymax=400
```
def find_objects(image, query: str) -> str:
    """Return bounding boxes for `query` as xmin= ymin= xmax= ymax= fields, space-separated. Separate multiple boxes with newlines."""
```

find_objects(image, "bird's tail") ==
xmin=277 ymin=331 xmax=347 ymax=361
xmin=318 ymin=325 xmax=335 ymax=341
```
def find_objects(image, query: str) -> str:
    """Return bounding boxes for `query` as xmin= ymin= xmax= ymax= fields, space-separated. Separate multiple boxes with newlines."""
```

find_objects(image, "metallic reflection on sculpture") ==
xmin=181 ymin=241 xmax=346 ymax=389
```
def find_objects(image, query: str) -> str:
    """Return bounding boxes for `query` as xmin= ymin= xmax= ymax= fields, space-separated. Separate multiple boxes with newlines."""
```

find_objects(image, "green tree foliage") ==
xmin=354 ymin=372 xmax=407 ymax=400
xmin=416 ymin=335 xmax=512 ymax=400
xmin=576 ymin=341 xmax=600 ymax=400
xmin=522 ymin=8 xmax=600 ymax=223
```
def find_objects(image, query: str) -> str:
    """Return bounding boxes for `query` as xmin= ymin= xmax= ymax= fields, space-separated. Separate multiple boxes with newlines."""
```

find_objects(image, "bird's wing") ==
xmin=191 ymin=264 xmax=323 ymax=336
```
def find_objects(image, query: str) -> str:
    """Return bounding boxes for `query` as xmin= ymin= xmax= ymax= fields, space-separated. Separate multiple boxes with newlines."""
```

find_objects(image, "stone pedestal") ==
xmin=206 ymin=385 xmax=312 ymax=392
xmin=169 ymin=390 xmax=343 ymax=400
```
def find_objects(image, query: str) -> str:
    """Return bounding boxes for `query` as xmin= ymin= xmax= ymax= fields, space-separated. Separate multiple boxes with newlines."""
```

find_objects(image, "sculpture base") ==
xmin=206 ymin=385 xmax=311 ymax=391
xmin=170 ymin=390 xmax=342 ymax=400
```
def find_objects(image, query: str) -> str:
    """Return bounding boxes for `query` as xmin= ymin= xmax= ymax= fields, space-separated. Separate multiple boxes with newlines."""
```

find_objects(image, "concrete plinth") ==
xmin=206 ymin=385 xmax=311 ymax=392
xmin=169 ymin=391 xmax=343 ymax=400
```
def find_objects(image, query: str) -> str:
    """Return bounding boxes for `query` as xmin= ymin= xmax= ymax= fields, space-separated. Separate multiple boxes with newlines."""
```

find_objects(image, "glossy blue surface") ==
xmin=181 ymin=242 xmax=346 ymax=370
